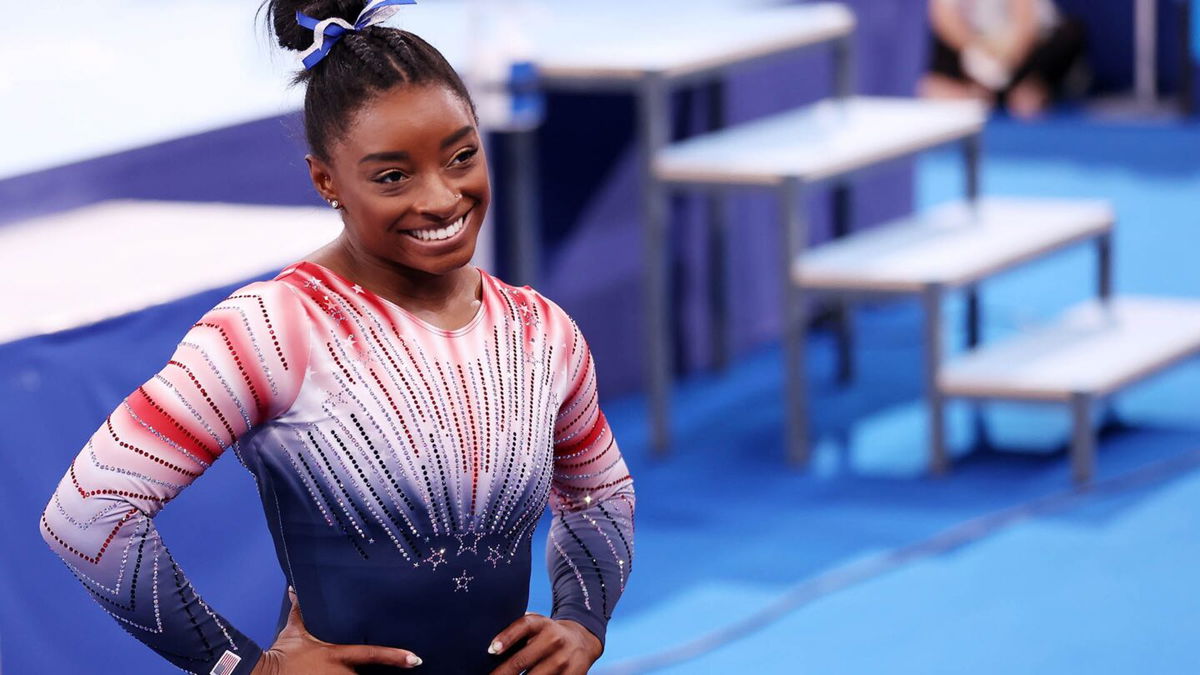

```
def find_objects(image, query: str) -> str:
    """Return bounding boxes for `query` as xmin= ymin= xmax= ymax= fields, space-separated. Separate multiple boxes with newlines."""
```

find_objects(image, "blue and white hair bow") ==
xmin=296 ymin=0 xmax=417 ymax=70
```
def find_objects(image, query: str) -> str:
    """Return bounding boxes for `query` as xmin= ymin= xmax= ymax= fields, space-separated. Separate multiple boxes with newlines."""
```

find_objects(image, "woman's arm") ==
xmin=489 ymin=314 xmax=635 ymax=675
xmin=39 ymin=280 xmax=310 ymax=675
xmin=929 ymin=0 xmax=979 ymax=53
xmin=993 ymin=0 xmax=1041 ymax=69
xmin=543 ymin=321 xmax=635 ymax=645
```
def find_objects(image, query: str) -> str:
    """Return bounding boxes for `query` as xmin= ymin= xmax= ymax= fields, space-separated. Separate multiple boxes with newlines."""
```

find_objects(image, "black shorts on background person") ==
xmin=928 ymin=20 xmax=1085 ymax=111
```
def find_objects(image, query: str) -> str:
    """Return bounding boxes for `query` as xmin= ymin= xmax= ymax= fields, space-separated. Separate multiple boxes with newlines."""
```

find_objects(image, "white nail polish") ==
xmin=488 ymin=641 xmax=502 ymax=655
xmin=407 ymin=654 xmax=422 ymax=667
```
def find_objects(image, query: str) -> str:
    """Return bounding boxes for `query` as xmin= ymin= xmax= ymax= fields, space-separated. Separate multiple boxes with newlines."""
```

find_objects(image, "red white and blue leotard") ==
xmin=40 ymin=261 xmax=635 ymax=674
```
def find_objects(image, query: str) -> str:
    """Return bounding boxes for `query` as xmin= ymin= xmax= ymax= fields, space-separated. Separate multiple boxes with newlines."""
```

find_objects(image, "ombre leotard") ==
xmin=40 ymin=261 xmax=635 ymax=674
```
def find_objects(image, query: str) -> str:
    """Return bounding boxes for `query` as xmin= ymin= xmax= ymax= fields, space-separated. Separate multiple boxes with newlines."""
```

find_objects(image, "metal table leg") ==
xmin=834 ymin=33 xmax=856 ymax=100
xmin=964 ymin=133 xmax=981 ymax=204
xmin=832 ymin=183 xmax=854 ymax=384
xmin=1070 ymin=391 xmax=1097 ymax=485
xmin=506 ymin=127 xmax=540 ymax=287
xmin=639 ymin=76 xmax=672 ymax=453
xmin=923 ymin=283 xmax=948 ymax=475
xmin=705 ymin=80 xmax=730 ymax=371
xmin=963 ymin=133 xmax=987 ymax=447
xmin=781 ymin=178 xmax=810 ymax=465
xmin=965 ymin=281 xmax=989 ymax=449
xmin=1096 ymin=231 xmax=1118 ymax=428
xmin=1097 ymin=232 xmax=1113 ymax=300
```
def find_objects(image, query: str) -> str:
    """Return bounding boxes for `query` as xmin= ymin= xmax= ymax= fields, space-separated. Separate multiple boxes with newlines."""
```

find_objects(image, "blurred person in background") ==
xmin=919 ymin=0 xmax=1086 ymax=119
xmin=36 ymin=1 xmax=635 ymax=673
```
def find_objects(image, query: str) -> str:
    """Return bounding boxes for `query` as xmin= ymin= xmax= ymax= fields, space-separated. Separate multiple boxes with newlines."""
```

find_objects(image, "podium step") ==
xmin=939 ymin=297 xmax=1200 ymax=402
xmin=794 ymin=198 xmax=1114 ymax=292
xmin=654 ymin=96 xmax=986 ymax=187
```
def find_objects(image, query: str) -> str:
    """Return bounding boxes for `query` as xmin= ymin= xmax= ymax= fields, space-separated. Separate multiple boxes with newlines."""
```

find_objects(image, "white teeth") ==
xmin=406 ymin=216 xmax=466 ymax=242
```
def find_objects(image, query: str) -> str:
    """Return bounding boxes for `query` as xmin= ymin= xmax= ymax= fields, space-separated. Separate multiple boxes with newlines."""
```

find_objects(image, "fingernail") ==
xmin=407 ymin=654 xmax=422 ymax=667
xmin=488 ymin=641 xmax=502 ymax=655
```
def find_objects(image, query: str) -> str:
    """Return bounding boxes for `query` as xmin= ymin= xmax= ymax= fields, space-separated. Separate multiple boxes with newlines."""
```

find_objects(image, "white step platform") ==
xmin=794 ymin=198 xmax=1115 ymax=292
xmin=940 ymin=297 xmax=1200 ymax=403
xmin=525 ymin=2 xmax=854 ymax=84
xmin=779 ymin=197 xmax=1120 ymax=478
xmin=0 ymin=201 xmax=341 ymax=344
xmin=654 ymin=96 xmax=986 ymax=186
xmin=939 ymin=297 xmax=1200 ymax=484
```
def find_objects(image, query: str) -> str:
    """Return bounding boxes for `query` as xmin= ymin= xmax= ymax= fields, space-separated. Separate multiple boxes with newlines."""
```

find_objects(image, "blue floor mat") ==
xmin=582 ymin=116 xmax=1200 ymax=672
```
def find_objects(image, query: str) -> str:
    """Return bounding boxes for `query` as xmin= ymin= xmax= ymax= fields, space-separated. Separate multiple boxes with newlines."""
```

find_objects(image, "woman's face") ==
xmin=309 ymin=83 xmax=490 ymax=277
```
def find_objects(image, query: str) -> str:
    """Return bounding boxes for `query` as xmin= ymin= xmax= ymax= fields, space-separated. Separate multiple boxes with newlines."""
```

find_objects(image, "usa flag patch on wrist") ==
xmin=210 ymin=650 xmax=242 ymax=675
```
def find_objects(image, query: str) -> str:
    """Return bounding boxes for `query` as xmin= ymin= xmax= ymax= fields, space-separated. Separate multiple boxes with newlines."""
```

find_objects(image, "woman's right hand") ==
xmin=251 ymin=588 xmax=422 ymax=673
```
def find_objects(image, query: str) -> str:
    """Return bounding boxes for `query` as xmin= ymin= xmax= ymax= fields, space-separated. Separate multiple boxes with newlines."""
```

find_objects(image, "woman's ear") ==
xmin=305 ymin=154 xmax=337 ymax=203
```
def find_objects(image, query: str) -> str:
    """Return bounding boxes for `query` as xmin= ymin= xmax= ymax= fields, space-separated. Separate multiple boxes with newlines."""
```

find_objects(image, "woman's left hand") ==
xmin=488 ymin=613 xmax=602 ymax=674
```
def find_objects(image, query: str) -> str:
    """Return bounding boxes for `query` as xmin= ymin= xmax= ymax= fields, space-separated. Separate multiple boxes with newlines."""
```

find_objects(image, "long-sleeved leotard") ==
xmin=40 ymin=261 xmax=635 ymax=674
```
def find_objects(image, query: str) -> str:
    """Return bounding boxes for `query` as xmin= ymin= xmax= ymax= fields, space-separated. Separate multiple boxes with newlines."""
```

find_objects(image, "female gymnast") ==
xmin=38 ymin=1 xmax=635 ymax=672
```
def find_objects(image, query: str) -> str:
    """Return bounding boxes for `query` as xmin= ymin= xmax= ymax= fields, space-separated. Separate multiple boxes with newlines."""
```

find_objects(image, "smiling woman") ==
xmin=37 ymin=1 xmax=635 ymax=674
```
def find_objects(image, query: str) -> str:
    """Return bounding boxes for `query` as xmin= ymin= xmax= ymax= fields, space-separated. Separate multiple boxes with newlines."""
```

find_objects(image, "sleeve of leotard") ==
xmin=546 ymin=316 xmax=635 ymax=647
xmin=39 ymin=280 xmax=310 ymax=675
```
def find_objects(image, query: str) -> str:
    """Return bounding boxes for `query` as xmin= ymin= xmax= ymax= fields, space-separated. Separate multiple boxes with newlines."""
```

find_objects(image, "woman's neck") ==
xmin=306 ymin=240 xmax=482 ymax=329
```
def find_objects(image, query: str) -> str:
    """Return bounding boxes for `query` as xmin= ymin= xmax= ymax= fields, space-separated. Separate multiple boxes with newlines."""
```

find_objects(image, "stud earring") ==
xmin=329 ymin=199 xmax=341 ymax=210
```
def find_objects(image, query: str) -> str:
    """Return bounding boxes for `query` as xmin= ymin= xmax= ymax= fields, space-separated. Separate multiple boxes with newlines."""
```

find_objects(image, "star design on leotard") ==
xmin=425 ymin=548 xmax=447 ymax=570
xmin=452 ymin=570 xmax=473 ymax=592
xmin=304 ymin=278 xmax=325 ymax=290
xmin=352 ymin=284 xmax=364 ymax=294
xmin=485 ymin=545 xmax=504 ymax=568
xmin=516 ymin=303 xmax=540 ymax=329
xmin=455 ymin=532 xmax=479 ymax=556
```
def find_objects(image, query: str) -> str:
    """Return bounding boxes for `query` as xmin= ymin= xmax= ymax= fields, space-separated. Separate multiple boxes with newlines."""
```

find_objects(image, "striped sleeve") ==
xmin=39 ymin=280 xmax=310 ymax=675
xmin=546 ymin=318 xmax=635 ymax=646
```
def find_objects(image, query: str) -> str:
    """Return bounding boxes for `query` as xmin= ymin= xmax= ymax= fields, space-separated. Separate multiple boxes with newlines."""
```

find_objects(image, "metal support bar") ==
xmin=639 ymin=76 xmax=672 ymax=454
xmin=1097 ymin=232 xmax=1113 ymax=301
xmin=704 ymin=80 xmax=730 ymax=370
xmin=923 ymin=284 xmax=948 ymax=475
xmin=1135 ymin=0 xmax=1158 ymax=106
xmin=1095 ymin=232 xmax=1120 ymax=428
xmin=965 ymin=283 xmax=990 ymax=449
xmin=963 ymin=134 xmax=981 ymax=206
xmin=833 ymin=34 xmax=856 ymax=100
xmin=1070 ymin=392 xmax=1097 ymax=485
xmin=781 ymin=178 xmax=810 ymax=465
xmin=506 ymin=128 xmax=540 ymax=287
xmin=832 ymin=183 xmax=854 ymax=384
xmin=965 ymin=284 xmax=981 ymax=349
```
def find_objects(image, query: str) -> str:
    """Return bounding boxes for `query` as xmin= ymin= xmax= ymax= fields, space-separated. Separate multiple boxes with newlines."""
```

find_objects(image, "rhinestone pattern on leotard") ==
xmin=40 ymin=261 xmax=634 ymax=675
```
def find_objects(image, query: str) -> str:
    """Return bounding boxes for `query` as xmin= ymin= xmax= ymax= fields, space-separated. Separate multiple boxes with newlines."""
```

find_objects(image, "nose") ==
xmin=415 ymin=174 xmax=460 ymax=221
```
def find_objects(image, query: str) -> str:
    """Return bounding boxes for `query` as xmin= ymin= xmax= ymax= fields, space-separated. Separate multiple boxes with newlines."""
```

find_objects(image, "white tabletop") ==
xmin=794 ymin=198 xmax=1114 ymax=292
xmin=654 ymin=97 xmax=987 ymax=186
xmin=0 ymin=201 xmax=341 ymax=344
xmin=514 ymin=3 xmax=854 ymax=83
xmin=4 ymin=0 xmax=848 ymax=180
xmin=938 ymin=297 xmax=1200 ymax=401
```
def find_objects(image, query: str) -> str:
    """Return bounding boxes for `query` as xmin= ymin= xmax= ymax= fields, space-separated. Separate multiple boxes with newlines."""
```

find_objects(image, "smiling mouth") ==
xmin=404 ymin=211 xmax=469 ymax=243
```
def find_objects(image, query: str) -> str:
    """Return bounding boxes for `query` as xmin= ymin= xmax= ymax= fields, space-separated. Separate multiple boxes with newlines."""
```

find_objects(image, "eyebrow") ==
xmin=359 ymin=150 xmax=409 ymax=164
xmin=358 ymin=126 xmax=477 ymax=165
xmin=439 ymin=125 xmax=475 ymax=149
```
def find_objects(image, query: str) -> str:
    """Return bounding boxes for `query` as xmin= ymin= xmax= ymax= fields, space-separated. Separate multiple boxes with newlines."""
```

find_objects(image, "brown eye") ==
xmin=451 ymin=148 xmax=478 ymax=165
xmin=375 ymin=170 xmax=408 ymax=184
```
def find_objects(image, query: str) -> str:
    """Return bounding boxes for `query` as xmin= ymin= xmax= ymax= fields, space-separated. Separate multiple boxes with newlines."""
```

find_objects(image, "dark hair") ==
xmin=260 ymin=0 xmax=476 ymax=160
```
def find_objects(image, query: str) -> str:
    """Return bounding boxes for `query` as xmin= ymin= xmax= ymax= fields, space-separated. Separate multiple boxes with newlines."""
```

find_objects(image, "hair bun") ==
xmin=263 ymin=0 xmax=369 ymax=52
